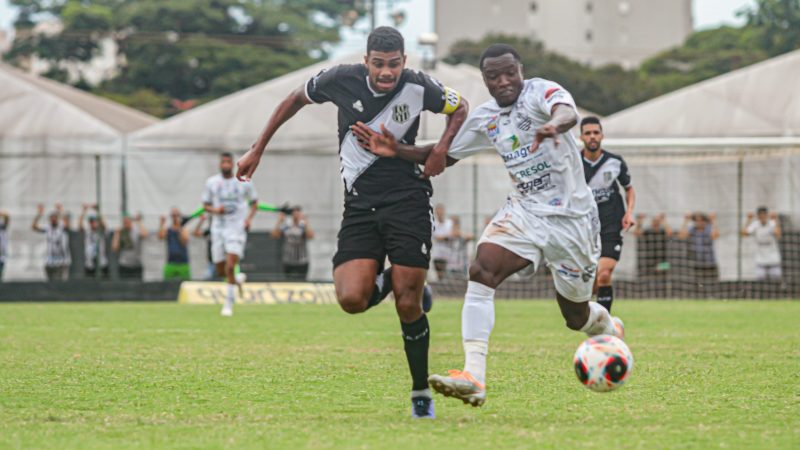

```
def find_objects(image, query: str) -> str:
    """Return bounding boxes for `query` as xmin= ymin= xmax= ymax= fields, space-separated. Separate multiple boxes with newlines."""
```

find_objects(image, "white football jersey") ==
xmin=746 ymin=220 xmax=781 ymax=265
xmin=449 ymin=78 xmax=594 ymax=217
xmin=202 ymin=174 xmax=257 ymax=233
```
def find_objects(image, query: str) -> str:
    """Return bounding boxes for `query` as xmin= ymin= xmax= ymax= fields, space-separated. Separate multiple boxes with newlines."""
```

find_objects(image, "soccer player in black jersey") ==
xmin=236 ymin=27 xmax=468 ymax=418
xmin=580 ymin=116 xmax=636 ymax=313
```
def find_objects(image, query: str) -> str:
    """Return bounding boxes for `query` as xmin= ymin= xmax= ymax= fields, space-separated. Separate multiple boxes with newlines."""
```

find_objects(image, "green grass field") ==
xmin=1 ymin=300 xmax=798 ymax=449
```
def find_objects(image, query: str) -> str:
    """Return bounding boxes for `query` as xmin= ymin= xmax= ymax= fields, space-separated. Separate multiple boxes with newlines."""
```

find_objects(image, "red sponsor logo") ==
xmin=544 ymin=87 xmax=561 ymax=100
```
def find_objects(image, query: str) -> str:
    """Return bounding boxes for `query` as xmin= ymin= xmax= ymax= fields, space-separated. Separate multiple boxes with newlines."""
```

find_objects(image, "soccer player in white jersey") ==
xmin=203 ymin=152 xmax=258 ymax=316
xmin=742 ymin=206 xmax=782 ymax=281
xmin=356 ymin=44 xmax=624 ymax=407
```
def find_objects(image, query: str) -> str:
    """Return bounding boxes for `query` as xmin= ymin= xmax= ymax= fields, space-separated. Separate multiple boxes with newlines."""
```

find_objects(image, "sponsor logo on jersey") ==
xmin=592 ymin=186 xmax=614 ymax=203
xmin=507 ymin=134 xmax=521 ymax=150
xmin=353 ymin=100 xmax=364 ymax=112
xmin=393 ymin=103 xmax=411 ymax=123
xmin=502 ymin=145 xmax=530 ymax=162
xmin=549 ymin=198 xmax=562 ymax=206
xmin=486 ymin=116 xmax=499 ymax=139
xmin=513 ymin=161 xmax=552 ymax=179
xmin=516 ymin=173 xmax=553 ymax=195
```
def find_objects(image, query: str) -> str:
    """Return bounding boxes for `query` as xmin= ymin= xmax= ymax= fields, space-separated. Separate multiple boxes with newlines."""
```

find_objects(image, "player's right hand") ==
xmin=236 ymin=145 xmax=262 ymax=182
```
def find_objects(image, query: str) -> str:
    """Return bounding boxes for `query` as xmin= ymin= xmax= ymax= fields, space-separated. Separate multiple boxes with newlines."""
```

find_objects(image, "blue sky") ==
xmin=0 ymin=0 xmax=756 ymax=48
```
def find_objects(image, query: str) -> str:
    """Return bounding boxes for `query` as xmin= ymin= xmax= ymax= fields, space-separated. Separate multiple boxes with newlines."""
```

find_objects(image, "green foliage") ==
xmin=6 ymin=0 xmax=361 ymax=116
xmin=0 ymin=301 xmax=797 ymax=448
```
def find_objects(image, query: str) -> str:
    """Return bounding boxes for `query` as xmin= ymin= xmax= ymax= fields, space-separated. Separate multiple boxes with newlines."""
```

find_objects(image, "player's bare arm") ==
xmin=423 ymin=96 xmax=469 ymax=178
xmin=531 ymin=104 xmax=578 ymax=152
xmin=244 ymin=199 xmax=258 ymax=231
xmin=353 ymin=123 xmax=459 ymax=167
xmin=622 ymin=185 xmax=636 ymax=230
xmin=237 ymin=86 xmax=312 ymax=181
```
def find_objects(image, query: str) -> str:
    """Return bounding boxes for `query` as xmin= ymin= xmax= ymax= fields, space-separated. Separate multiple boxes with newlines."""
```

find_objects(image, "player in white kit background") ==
xmin=357 ymin=44 xmax=625 ymax=407
xmin=203 ymin=152 xmax=258 ymax=316
xmin=742 ymin=206 xmax=783 ymax=281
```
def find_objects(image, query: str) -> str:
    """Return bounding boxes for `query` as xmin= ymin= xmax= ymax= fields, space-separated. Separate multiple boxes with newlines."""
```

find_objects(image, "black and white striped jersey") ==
xmin=583 ymin=150 xmax=631 ymax=237
xmin=305 ymin=64 xmax=460 ymax=209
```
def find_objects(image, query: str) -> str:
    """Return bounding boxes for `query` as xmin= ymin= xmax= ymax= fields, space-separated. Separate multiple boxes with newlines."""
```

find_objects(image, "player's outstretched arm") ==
xmin=531 ymin=104 xmax=578 ymax=152
xmin=31 ymin=204 xmax=45 ymax=232
xmin=237 ymin=86 xmax=312 ymax=181
xmin=424 ymin=97 xmax=469 ymax=178
xmin=353 ymin=123 xmax=458 ymax=167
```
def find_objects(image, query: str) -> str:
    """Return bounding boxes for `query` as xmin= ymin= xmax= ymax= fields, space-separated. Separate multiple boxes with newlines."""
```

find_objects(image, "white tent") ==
xmin=604 ymin=49 xmax=800 ymax=139
xmin=0 ymin=62 xmax=157 ymax=280
xmin=599 ymin=50 xmax=800 ymax=282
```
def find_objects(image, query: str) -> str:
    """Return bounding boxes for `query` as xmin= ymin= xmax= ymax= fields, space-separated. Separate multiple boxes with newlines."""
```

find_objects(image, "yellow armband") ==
xmin=442 ymin=86 xmax=461 ymax=115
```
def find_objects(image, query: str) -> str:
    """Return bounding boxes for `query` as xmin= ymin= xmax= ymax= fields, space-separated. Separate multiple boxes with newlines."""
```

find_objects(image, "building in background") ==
xmin=434 ymin=0 xmax=693 ymax=68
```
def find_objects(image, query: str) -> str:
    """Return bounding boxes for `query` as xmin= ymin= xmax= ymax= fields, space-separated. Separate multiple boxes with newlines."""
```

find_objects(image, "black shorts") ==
xmin=333 ymin=191 xmax=432 ymax=270
xmin=600 ymin=235 xmax=623 ymax=261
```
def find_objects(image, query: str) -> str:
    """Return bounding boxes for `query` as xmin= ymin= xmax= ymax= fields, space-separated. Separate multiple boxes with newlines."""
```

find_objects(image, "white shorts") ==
xmin=479 ymin=200 xmax=600 ymax=302
xmin=211 ymin=228 xmax=247 ymax=263
xmin=755 ymin=264 xmax=782 ymax=280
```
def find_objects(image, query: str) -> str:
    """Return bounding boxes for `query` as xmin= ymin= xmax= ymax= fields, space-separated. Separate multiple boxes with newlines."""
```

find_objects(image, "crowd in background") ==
xmin=0 ymin=204 xmax=313 ymax=283
xmin=0 ymin=203 xmax=790 ymax=285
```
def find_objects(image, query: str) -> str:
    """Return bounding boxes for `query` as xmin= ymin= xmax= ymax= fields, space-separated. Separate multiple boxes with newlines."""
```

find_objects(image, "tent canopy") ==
xmin=0 ymin=62 xmax=156 ymax=143
xmin=130 ymin=54 xmax=596 ymax=154
xmin=602 ymin=49 xmax=800 ymax=139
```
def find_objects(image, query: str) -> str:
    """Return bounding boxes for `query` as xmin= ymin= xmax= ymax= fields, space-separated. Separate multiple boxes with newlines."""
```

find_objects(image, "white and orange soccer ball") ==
xmin=573 ymin=335 xmax=633 ymax=392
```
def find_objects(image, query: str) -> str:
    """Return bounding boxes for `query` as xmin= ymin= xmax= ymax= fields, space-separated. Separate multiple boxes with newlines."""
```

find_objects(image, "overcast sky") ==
xmin=0 ymin=0 xmax=758 ymax=48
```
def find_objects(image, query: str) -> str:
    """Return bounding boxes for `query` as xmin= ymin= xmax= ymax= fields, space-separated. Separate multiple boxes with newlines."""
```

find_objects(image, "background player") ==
xmin=742 ymin=206 xmax=782 ymax=281
xmin=580 ymin=116 xmax=636 ymax=312
xmin=359 ymin=44 xmax=624 ymax=407
xmin=203 ymin=152 xmax=258 ymax=317
xmin=235 ymin=27 xmax=468 ymax=418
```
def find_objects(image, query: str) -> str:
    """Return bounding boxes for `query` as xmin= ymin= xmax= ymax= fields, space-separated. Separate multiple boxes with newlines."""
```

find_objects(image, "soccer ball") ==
xmin=573 ymin=335 xmax=633 ymax=392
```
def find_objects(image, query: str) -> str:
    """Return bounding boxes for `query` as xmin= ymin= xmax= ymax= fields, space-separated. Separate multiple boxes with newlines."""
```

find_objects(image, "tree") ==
xmin=6 ymin=0 xmax=364 ymax=116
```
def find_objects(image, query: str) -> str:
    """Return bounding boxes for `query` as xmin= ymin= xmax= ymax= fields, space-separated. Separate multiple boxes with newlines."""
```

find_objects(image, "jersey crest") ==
xmin=392 ymin=103 xmax=411 ymax=123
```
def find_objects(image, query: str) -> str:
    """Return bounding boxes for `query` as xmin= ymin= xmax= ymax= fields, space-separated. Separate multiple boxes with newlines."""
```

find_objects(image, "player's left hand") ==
xmin=244 ymin=218 xmax=252 ymax=231
xmin=530 ymin=123 xmax=560 ymax=153
xmin=622 ymin=213 xmax=635 ymax=231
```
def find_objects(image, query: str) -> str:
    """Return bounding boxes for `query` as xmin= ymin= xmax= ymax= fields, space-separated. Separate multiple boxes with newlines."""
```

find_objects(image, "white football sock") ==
xmin=580 ymin=301 xmax=615 ymax=336
xmin=462 ymin=281 xmax=495 ymax=385
xmin=226 ymin=284 xmax=236 ymax=307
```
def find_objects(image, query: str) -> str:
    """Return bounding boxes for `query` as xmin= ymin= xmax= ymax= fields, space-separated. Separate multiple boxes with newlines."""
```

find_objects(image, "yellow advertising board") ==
xmin=178 ymin=281 xmax=338 ymax=305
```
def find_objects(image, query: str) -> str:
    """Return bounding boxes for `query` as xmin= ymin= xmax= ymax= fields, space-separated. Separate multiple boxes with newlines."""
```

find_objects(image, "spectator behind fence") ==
xmin=431 ymin=203 xmax=454 ymax=280
xmin=112 ymin=213 xmax=148 ymax=280
xmin=742 ymin=207 xmax=782 ymax=281
xmin=0 ymin=210 xmax=9 ymax=281
xmin=80 ymin=204 xmax=109 ymax=279
xmin=272 ymin=206 xmax=314 ymax=281
xmin=31 ymin=204 xmax=71 ymax=281
xmin=193 ymin=214 xmax=216 ymax=280
xmin=678 ymin=212 xmax=720 ymax=284
xmin=159 ymin=208 xmax=191 ymax=280
xmin=446 ymin=216 xmax=474 ymax=278
xmin=633 ymin=213 xmax=673 ymax=279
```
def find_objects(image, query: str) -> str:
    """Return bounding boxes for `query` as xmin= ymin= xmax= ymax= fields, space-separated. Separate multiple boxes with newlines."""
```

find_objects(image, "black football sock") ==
xmin=401 ymin=314 xmax=430 ymax=392
xmin=366 ymin=266 xmax=393 ymax=309
xmin=597 ymin=285 xmax=613 ymax=313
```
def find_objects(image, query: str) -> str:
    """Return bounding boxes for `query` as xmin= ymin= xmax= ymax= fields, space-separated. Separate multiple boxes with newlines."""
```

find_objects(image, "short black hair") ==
xmin=580 ymin=116 xmax=603 ymax=132
xmin=220 ymin=152 xmax=233 ymax=160
xmin=367 ymin=26 xmax=404 ymax=54
xmin=479 ymin=44 xmax=521 ymax=69
xmin=757 ymin=206 xmax=768 ymax=214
